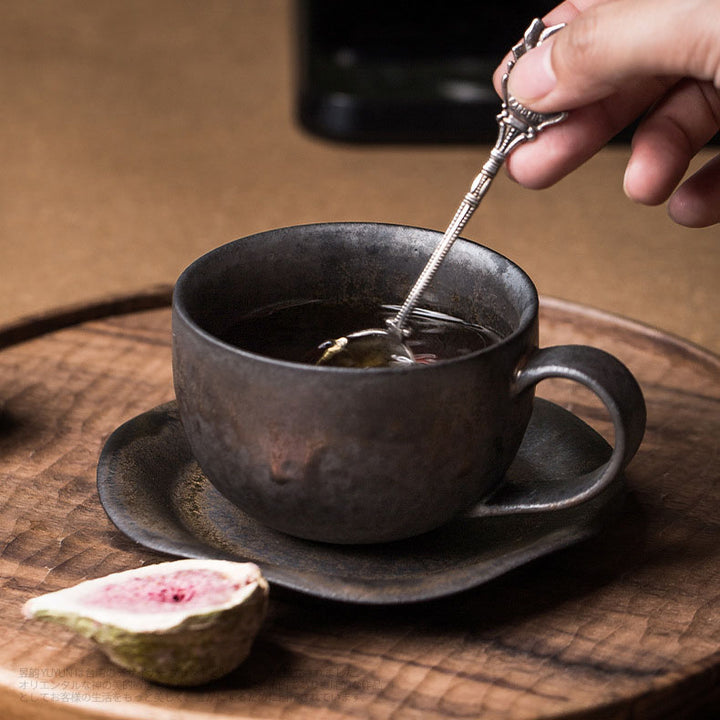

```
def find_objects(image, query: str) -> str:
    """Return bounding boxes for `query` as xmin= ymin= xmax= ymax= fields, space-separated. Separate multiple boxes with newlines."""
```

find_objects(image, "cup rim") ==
xmin=172 ymin=222 xmax=539 ymax=372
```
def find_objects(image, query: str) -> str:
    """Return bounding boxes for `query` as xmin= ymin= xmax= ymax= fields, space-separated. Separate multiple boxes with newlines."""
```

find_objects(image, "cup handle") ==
xmin=472 ymin=345 xmax=646 ymax=516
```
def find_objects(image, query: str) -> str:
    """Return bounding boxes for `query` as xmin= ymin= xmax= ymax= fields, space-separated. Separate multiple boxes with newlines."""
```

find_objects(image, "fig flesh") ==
xmin=23 ymin=559 xmax=269 ymax=686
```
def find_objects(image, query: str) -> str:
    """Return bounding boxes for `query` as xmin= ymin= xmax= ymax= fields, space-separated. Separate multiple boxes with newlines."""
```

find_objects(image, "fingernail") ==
xmin=623 ymin=156 xmax=639 ymax=200
xmin=507 ymin=41 xmax=557 ymax=102
xmin=622 ymin=160 xmax=633 ymax=199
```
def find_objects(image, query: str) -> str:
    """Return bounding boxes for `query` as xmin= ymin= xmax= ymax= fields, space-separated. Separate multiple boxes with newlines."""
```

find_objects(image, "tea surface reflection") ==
xmin=219 ymin=300 xmax=507 ymax=366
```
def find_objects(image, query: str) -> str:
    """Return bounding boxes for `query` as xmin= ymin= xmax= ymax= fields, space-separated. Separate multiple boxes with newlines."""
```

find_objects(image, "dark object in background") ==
xmin=295 ymin=0 xmax=558 ymax=143
xmin=295 ymin=1 xmax=719 ymax=146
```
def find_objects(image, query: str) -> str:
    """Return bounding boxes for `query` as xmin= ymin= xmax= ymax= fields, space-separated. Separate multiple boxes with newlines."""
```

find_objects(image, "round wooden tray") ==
xmin=1 ymin=290 xmax=719 ymax=720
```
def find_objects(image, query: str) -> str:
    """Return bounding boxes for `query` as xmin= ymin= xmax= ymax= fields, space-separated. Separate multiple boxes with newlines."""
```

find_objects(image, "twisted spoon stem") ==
xmin=388 ymin=156 xmax=502 ymax=335
xmin=387 ymin=18 xmax=567 ymax=339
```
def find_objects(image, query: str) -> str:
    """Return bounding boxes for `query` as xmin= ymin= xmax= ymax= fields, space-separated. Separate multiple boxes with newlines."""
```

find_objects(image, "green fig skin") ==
xmin=23 ymin=560 xmax=269 ymax=687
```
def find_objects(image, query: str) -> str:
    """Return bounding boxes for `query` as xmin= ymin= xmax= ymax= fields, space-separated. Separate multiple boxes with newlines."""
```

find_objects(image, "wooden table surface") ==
xmin=1 ymin=294 xmax=720 ymax=720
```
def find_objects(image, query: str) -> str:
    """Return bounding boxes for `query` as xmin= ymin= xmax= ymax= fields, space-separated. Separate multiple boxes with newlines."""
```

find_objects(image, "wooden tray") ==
xmin=1 ymin=290 xmax=719 ymax=720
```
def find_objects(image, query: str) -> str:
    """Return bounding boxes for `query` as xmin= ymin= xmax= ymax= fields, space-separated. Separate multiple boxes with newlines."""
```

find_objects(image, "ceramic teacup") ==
xmin=172 ymin=222 xmax=646 ymax=544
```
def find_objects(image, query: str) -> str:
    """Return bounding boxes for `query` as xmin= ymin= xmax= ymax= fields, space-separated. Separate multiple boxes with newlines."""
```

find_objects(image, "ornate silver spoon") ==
xmin=317 ymin=18 xmax=567 ymax=367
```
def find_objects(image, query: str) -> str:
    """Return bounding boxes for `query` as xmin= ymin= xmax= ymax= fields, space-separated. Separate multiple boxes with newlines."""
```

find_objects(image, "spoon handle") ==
xmin=388 ymin=18 xmax=567 ymax=336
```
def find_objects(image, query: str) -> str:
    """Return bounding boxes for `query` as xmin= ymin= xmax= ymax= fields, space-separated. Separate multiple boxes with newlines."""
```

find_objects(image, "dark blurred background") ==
xmin=296 ymin=0 xmax=561 ymax=143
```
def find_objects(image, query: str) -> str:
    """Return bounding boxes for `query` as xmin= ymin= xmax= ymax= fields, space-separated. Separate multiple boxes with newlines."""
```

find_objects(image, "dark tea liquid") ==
xmin=219 ymin=300 xmax=507 ymax=366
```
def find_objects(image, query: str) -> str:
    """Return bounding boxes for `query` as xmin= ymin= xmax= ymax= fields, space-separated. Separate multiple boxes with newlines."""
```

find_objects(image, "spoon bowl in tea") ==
xmin=316 ymin=326 xmax=414 ymax=368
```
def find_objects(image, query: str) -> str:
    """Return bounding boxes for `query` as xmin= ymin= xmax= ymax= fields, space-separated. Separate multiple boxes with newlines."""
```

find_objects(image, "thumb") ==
xmin=507 ymin=0 xmax=720 ymax=111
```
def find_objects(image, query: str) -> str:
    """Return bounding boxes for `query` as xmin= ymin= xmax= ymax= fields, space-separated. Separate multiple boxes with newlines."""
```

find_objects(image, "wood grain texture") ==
xmin=1 ymin=293 xmax=719 ymax=720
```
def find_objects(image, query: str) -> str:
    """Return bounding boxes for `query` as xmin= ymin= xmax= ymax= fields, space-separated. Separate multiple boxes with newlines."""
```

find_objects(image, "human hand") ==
xmin=493 ymin=0 xmax=720 ymax=227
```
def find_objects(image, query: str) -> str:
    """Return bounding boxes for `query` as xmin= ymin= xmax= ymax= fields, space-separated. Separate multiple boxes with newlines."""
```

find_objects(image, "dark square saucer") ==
xmin=97 ymin=399 xmax=622 ymax=604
